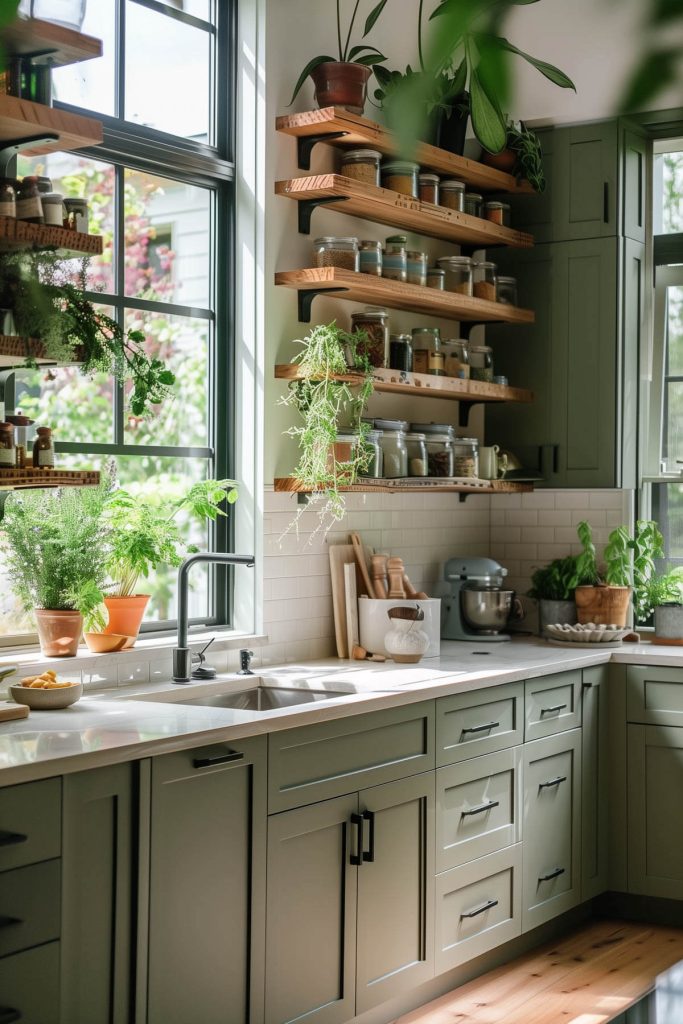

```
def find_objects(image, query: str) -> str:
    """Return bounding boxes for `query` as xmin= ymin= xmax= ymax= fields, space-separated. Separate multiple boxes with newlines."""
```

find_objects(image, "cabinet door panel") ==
xmin=626 ymin=665 xmax=683 ymax=726
xmin=0 ymin=858 xmax=60 ymax=958
xmin=628 ymin=724 xmax=683 ymax=898
xmin=525 ymin=671 xmax=581 ymax=741
xmin=619 ymin=238 xmax=645 ymax=489
xmin=553 ymin=121 xmax=618 ymax=240
xmin=436 ymin=684 xmax=523 ymax=765
xmin=622 ymin=127 xmax=649 ymax=242
xmin=0 ymin=941 xmax=60 ymax=1024
xmin=356 ymin=773 xmax=434 ymax=1013
xmin=581 ymin=666 xmax=609 ymax=900
xmin=0 ymin=777 xmax=61 ymax=873
xmin=265 ymin=794 xmax=358 ymax=1024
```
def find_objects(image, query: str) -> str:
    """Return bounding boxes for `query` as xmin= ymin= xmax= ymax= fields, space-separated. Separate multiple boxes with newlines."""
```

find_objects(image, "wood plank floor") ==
xmin=395 ymin=920 xmax=683 ymax=1024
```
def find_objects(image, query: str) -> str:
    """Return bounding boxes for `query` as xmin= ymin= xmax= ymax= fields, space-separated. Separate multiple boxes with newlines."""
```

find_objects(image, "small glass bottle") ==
xmin=380 ymin=160 xmax=419 ymax=198
xmin=442 ymin=339 xmax=470 ymax=379
xmin=360 ymin=429 xmax=383 ymax=478
xmin=497 ymin=275 xmax=518 ymax=306
xmin=382 ymin=235 xmax=408 ymax=282
xmin=359 ymin=240 xmax=383 ymax=277
xmin=426 ymin=267 xmax=445 ymax=290
xmin=405 ymin=432 xmax=428 ymax=477
xmin=406 ymin=250 xmax=428 ymax=287
xmin=379 ymin=428 xmax=408 ymax=478
xmin=470 ymin=344 xmax=494 ymax=382
xmin=0 ymin=422 xmax=15 ymax=470
xmin=473 ymin=260 xmax=498 ymax=302
xmin=464 ymin=192 xmax=484 ymax=217
xmin=453 ymin=437 xmax=480 ymax=478
xmin=411 ymin=327 xmax=444 ymax=376
xmin=33 ymin=426 xmax=54 ymax=468
xmin=339 ymin=149 xmax=382 ymax=186
xmin=63 ymin=196 xmax=88 ymax=234
xmin=389 ymin=333 xmax=413 ymax=372
xmin=0 ymin=178 xmax=16 ymax=219
xmin=440 ymin=179 xmax=466 ymax=212
xmin=437 ymin=255 xmax=473 ymax=296
xmin=418 ymin=173 xmax=440 ymax=205
xmin=484 ymin=200 xmax=512 ymax=227
xmin=16 ymin=176 xmax=44 ymax=223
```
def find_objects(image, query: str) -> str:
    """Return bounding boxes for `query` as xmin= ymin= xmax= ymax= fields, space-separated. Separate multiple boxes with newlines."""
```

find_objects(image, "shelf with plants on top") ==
xmin=0 ymin=465 xmax=100 ymax=490
xmin=0 ymin=214 xmax=103 ymax=256
xmin=274 ymin=477 xmax=533 ymax=496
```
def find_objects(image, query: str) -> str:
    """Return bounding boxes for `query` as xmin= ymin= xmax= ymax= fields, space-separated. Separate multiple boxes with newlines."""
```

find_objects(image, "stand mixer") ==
xmin=441 ymin=557 xmax=516 ymax=642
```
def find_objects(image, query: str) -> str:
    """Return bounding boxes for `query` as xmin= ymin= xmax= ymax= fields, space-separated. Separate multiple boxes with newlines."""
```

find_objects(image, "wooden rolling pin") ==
xmin=387 ymin=557 xmax=406 ymax=599
xmin=371 ymin=555 xmax=389 ymax=599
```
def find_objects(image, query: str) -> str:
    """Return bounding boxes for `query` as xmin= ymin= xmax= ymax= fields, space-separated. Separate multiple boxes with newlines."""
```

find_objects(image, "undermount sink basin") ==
xmin=174 ymin=686 xmax=351 ymax=712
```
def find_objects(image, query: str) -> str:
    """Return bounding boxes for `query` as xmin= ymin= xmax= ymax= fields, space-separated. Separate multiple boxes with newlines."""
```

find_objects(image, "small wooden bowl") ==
xmin=10 ymin=682 xmax=82 ymax=710
xmin=84 ymin=632 xmax=133 ymax=654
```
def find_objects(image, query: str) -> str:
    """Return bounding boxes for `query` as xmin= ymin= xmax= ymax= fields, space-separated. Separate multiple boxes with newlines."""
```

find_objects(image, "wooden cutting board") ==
xmin=329 ymin=543 xmax=356 ymax=659
xmin=0 ymin=703 xmax=29 ymax=722
xmin=344 ymin=561 xmax=359 ymax=657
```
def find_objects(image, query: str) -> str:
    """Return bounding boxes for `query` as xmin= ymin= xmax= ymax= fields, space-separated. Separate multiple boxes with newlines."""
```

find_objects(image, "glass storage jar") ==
xmin=381 ymin=160 xmax=419 ymax=197
xmin=437 ymin=255 xmax=473 ymax=295
xmin=16 ymin=176 xmax=43 ymax=223
xmin=0 ymin=178 xmax=16 ymax=218
xmin=350 ymin=309 xmax=389 ymax=367
xmin=440 ymin=179 xmax=466 ymax=212
xmin=382 ymin=235 xmax=407 ymax=282
xmin=359 ymin=239 xmax=383 ymax=277
xmin=379 ymin=429 xmax=408 ymax=478
xmin=33 ymin=425 xmax=54 ymax=468
xmin=484 ymin=200 xmax=512 ymax=227
xmin=63 ymin=196 xmax=88 ymax=233
xmin=442 ymin=339 xmax=470 ymax=379
xmin=389 ymin=333 xmax=413 ymax=372
xmin=412 ymin=423 xmax=455 ymax=477
xmin=405 ymin=433 xmax=428 ymax=477
xmin=360 ymin=429 xmax=383 ymax=478
xmin=473 ymin=260 xmax=497 ymax=302
xmin=418 ymin=173 xmax=440 ymax=205
xmin=411 ymin=327 xmax=444 ymax=376
xmin=470 ymin=344 xmax=494 ymax=382
xmin=314 ymin=236 xmax=359 ymax=272
xmin=406 ymin=250 xmax=428 ymax=287
xmin=496 ymin=275 xmax=518 ymax=306
xmin=41 ymin=192 xmax=64 ymax=227
xmin=464 ymin=192 xmax=483 ymax=217
xmin=426 ymin=267 xmax=445 ymax=290
xmin=453 ymin=437 xmax=479 ymax=478
xmin=0 ymin=422 xmax=15 ymax=469
xmin=339 ymin=149 xmax=382 ymax=186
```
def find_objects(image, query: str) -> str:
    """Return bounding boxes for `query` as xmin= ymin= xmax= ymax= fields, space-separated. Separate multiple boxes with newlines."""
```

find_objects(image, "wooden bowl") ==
xmin=84 ymin=632 xmax=133 ymax=654
xmin=10 ymin=682 xmax=83 ymax=710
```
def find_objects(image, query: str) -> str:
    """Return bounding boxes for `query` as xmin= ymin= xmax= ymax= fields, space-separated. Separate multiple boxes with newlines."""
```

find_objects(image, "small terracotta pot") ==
xmin=481 ymin=148 xmax=517 ymax=173
xmin=103 ymin=595 xmax=150 ymax=648
xmin=35 ymin=609 xmax=83 ymax=658
xmin=310 ymin=61 xmax=371 ymax=116
xmin=575 ymin=585 xmax=631 ymax=627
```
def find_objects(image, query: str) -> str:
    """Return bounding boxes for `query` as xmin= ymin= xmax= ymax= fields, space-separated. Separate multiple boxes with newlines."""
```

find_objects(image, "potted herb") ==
xmin=482 ymin=121 xmax=547 ymax=192
xmin=289 ymin=0 xmax=388 ymax=115
xmin=527 ymin=555 xmax=583 ymax=636
xmin=648 ymin=568 xmax=683 ymax=643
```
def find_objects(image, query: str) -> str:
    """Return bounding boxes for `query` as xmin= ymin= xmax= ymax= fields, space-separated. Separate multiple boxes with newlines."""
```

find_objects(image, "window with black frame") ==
xmin=0 ymin=0 xmax=235 ymax=640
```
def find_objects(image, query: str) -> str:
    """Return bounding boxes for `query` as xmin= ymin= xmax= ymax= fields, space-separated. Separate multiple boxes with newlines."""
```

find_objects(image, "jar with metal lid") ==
xmin=314 ymin=236 xmax=359 ymax=272
xmin=405 ymin=432 xmax=428 ymax=477
xmin=470 ymin=344 xmax=494 ymax=382
xmin=442 ymin=339 xmax=470 ymax=379
xmin=41 ymin=192 xmax=65 ymax=227
xmin=63 ymin=196 xmax=88 ymax=234
xmin=411 ymin=327 xmax=444 ymax=376
xmin=350 ymin=308 xmax=389 ymax=367
xmin=0 ymin=178 xmax=16 ymax=219
xmin=359 ymin=240 xmax=382 ymax=277
xmin=437 ymin=255 xmax=473 ymax=296
xmin=375 ymin=418 xmax=409 ymax=432
xmin=381 ymin=160 xmax=419 ymax=198
xmin=464 ymin=191 xmax=483 ymax=217
xmin=380 ymin=429 xmax=408 ymax=478
xmin=497 ymin=275 xmax=518 ymax=306
xmin=473 ymin=260 xmax=497 ymax=302
xmin=418 ymin=173 xmax=440 ymax=205
xmin=484 ymin=200 xmax=512 ymax=227
xmin=426 ymin=267 xmax=445 ymax=290
xmin=382 ymin=235 xmax=407 ymax=282
xmin=453 ymin=437 xmax=479 ymax=478
xmin=389 ymin=333 xmax=413 ymax=372
xmin=7 ymin=412 xmax=33 ymax=469
xmin=33 ymin=425 xmax=54 ymax=468
xmin=35 ymin=176 xmax=52 ymax=195
xmin=406 ymin=250 xmax=428 ymax=287
xmin=0 ymin=422 xmax=14 ymax=469
xmin=340 ymin=148 xmax=382 ymax=186
xmin=16 ymin=176 xmax=43 ymax=223
xmin=424 ymin=432 xmax=455 ymax=477
xmin=440 ymin=179 xmax=466 ymax=212
xmin=360 ymin=429 xmax=384 ymax=478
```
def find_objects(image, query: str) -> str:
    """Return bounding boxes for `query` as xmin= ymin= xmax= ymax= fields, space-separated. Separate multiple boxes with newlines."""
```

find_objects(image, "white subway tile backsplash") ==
xmin=537 ymin=510 xmax=572 ymax=527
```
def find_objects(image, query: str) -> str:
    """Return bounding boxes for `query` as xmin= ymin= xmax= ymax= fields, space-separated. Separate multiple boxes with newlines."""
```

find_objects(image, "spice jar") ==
xmin=379 ymin=428 xmax=408 ymax=478
xmin=63 ymin=197 xmax=88 ymax=233
xmin=382 ymin=235 xmax=407 ymax=282
xmin=412 ymin=424 xmax=455 ymax=477
xmin=0 ymin=422 xmax=15 ymax=469
xmin=361 ymin=429 xmax=383 ymax=478
xmin=440 ymin=179 xmax=466 ymax=212
xmin=381 ymin=160 xmax=419 ymax=197
xmin=0 ymin=178 xmax=16 ymax=218
xmin=359 ymin=240 xmax=383 ymax=277
xmin=16 ymin=176 xmax=43 ymax=223
xmin=453 ymin=437 xmax=479 ymax=478
xmin=418 ymin=173 xmax=440 ymax=205
xmin=411 ymin=327 xmax=444 ymax=376
xmin=426 ymin=267 xmax=445 ymax=290
xmin=351 ymin=309 xmax=389 ymax=367
xmin=6 ymin=413 xmax=34 ymax=469
xmin=33 ymin=426 xmax=54 ymax=468
xmin=437 ymin=255 xmax=473 ymax=296
xmin=389 ymin=333 xmax=413 ymax=372
xmin=473 ymin=260 xmax=497 ymax=301
xmin=314 ymin=236 xmax=359 ymax=272
xmin=405 ymin=433 xmax=428 ymax=477
xmin=442 ymin=339 xmax=470 ymax=379
xmin=470 ymin=344 xmax=494 ymax=382
xmin=464 ymin=192 xmax=483 ymax=217
xmin=340 ymin=149 xmax=382 ymax=186
xmin=484 ymin=200 xmax=512 ymax=227
xmin=41 ymin=192 xmax=65 ymax=227
xmin=406 ymin=250 xmax=428 ymax=287
xmin=497 ymin=275 xmax=518 ymax=306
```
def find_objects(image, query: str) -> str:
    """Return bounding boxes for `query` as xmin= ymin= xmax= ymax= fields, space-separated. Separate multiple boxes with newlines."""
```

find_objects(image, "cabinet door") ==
xmin=524 ymin=671 xmax=582 ymax=741
xmin=551 ymin=121 xmax=618 ymax=240
xmin=628 ymin=724 xmax=683 ymax=899
xmin=61 ymin=762 xmax=134 ymax=1024
xmin=0 ymin=942 xmax=61 ymax=1024
xmin=581 ymin=666 xmax=609 ymax=900
xmin=265 ymin=794 xmax=358 ymax=1024
xmin=522 ymin=730 xmax=581 ymax=932
xmin=621 ymin=126 xmax=649 ymax=243
xmin=619 ymin=238 xmax=645 ymax=490
xmin=356 ymin=773 xmax=435 ymax=1014
xmin=146 ymin=737 xmax=266 ymax=1024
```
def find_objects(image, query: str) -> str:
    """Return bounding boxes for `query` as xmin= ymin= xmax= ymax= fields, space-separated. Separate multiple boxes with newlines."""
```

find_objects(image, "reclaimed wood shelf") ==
xmin=276 ymin=107 xmax=533 ymax=193
xmin=0 ymin=215 xmax=102 ymax=255
xmin=276 ymin=174 xmax=534 ymax=248
xmin=0 ymin=336 xmax=85 ymax=369
xmin=275 ymin=267 xmax=536 ymax=325
xmin=0 ymin=467 xmax=100 ymax=490
xmin=4 ymin=17 xmax=102 ymax=67
xmin=0 ymin=94 xmax=102 ymax=156
xmin=275 ymin=477 xmax=533 ymax=495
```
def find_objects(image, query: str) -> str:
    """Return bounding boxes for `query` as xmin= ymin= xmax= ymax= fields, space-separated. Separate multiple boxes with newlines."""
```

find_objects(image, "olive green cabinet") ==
xmin=581 ymin=666 xmax=610 ymax=901
xmin=0 ymin=942 xmax=61 ymax=1024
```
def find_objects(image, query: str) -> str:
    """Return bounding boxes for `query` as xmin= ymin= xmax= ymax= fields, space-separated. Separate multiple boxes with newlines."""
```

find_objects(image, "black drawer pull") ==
xmin=539 ymin=866 xmax=565 ymax=883
xmin=0 ymin=831 xmax=27 ymax=848
xmin=539 ymin=703 xmax=567 ymax=716
xmin=461 ymin=721 xmax=500 ymax=736
xmin=539 ymin=775 xmax=567 ymax=790
xmin=461 ymin=800 xmax=500 ymax=818
xmin=0 ymin=916 xmax=22 ymax=929
xmin=192 ymin=751 xmax=244 ymax=769
xmin=350 ymin=813 xmax=363 ymax=866
xmin=362 ymin=809 xmax=375 ymax=863
xmin=0 ymin=1008 xmax=21 ymax=1023
xmin=460 ymin=898 xmax=499 ymax=920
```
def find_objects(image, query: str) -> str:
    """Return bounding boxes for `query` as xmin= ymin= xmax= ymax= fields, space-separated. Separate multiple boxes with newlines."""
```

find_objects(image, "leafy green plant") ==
xmin=508 ymin=121 xmax=546 ymax=192
xmin=645 ymin=567 xmax=683 ymax=609
xmin=576 ymin=519 xmax=664 ymax=623
xmin=289 ymin=0 xmax=389 ymax=104
xmin=573 ymin=520 xmax=601 ymax=587
xmin=527 ymin=555 xmax=583 ymax=602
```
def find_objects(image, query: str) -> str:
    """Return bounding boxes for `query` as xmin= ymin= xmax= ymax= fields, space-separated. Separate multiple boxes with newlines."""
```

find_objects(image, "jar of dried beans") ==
xmin=340 ymin=149 xmax=382 ymax=186
xmin=440 ymin=179 xmax=466 ymax=212
xmin=381 ymin=160 xmax=419 ymax=198
xmin=418 ymin=173 xmax=440 ymax=205
xmin=314 ymin=236 xmax=359 ymax=272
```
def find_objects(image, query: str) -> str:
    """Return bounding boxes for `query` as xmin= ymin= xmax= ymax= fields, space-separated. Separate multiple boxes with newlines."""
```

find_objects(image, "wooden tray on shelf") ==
xmin=0 ymin=466 xmax=100 ymax=490
xmin=275 ymin=477 xmax=533 ymax=495
xmin=0 ymin=215 xmax=102 ymax=256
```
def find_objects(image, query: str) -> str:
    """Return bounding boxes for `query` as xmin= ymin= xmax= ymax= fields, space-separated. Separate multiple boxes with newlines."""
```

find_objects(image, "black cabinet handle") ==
xmin=362 ymin=809 xmax=375 ymax=863
xmin=0 ymin=1008 xmax=21 ymax=1023
xmin=0 ymin=916 xmax=22 ymax=929
xmin=193 ymin=751 xmax=244 ymax=769
xmin=603 ymin=181 xmax=610 ymax=223
xmin=460 ymin=898 xmax=499 ymax=920
xmin=0 ymin=831 xmax=27 ymax=848
xmin=461 ymin=721 xmax=499 ymax=736
xmin=350 ymin=813 xmax=363 ymax=866
xmin=461 ymin=800 xmax=500 ymax=819
xmin=540 ymin=704 xmax=567 ymax=716
xmin=539 ymin=775 xmax=567 ymax=790
xmin=539 ymin=866 xmax=565 ymax=883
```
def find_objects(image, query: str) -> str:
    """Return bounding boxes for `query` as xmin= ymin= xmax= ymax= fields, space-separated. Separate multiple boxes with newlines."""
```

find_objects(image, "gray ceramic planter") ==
xmin=539 ymin=599 xmax=578 ymax=637
xmin=654 ymin=604 xmax=683 ymax=642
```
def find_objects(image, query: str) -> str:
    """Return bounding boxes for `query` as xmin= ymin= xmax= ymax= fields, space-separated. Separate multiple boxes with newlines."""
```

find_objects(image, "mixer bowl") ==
xmin=461 ymin=587 xmax=515 ymax=634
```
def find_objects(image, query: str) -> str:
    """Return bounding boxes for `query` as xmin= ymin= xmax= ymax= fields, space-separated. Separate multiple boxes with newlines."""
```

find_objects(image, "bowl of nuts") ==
xmin=10 ymin=671 xmax=82 ymax=710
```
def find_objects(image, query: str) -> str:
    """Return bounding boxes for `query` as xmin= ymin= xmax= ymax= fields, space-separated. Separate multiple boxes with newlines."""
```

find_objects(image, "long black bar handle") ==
xmin=0 ymin=916 xmax=22 ymax=929
xmin=350 ymin=813 xmax=363 ymax=866
xmin=362 ymin=809 xmax=375 ymax=863
xmin=539 ymin=866 xmax=565 ymax=883
xmin=193 ymin=751 xmax=244 ymax=769
xmin=603 ymin=181 xmax=610 ymax=224
xmin=461 ymin=800 xmax=500 ymax=819
xmin=540 ymin=704 xmax=567 ymax=716
xmin=538 ymin=775 xmax=567 ymax=790
xmin=461 ymin=721 xmax=500 ymax=736
xmin=0 ymin=831 xmax=27 ymax=848
xmin=460 ymin=898 xmax=499 ymax=920
xmin=0 ymin=1007 xmax=22 ymax=1023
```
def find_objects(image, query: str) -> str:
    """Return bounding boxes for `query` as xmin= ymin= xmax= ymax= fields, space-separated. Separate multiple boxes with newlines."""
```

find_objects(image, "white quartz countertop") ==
xmin=0 ymin=637 xmax=681 ymax=787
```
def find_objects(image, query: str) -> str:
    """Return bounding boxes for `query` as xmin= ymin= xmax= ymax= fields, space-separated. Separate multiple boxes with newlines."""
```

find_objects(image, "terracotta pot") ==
xmin=34 ymin=609 xmax=83 ymax=658
xmin=310 ymin=61 xmax=371 ymax=116
xmin=103 ymin=595 xmax=150 ymax=648
xmin=481 ymin=147 xmax=517 ymax=173
xmin=575 ymin=585 xmax=631 ymax=627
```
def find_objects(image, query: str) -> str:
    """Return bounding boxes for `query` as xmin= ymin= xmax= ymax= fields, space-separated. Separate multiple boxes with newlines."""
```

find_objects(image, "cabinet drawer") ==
xmin=0 ymin=777 xmax=61 ymax=872
xmin=525 ymin=671 xmax=581 ymax=741
xmin=436 ymin=683 xmax=523 ymax=766
xmin=435 ymin=845 xmax=522 ymax=976
xmin=626 ymin=666 xmax=683 ymax=726
xmin=268 ymin=702 xmax=434 ymax=812
xmin=0 ymin=858 xmax=60 ymax=958
xmin=436 ymin=747 xmax=522 ymax=872
xmin=0 ymin=941 xmax=60 ymax=1024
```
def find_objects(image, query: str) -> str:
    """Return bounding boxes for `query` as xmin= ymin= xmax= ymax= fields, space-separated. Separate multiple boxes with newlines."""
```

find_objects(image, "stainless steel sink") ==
xmin=173 ymin=686 xmax=350 ymax=712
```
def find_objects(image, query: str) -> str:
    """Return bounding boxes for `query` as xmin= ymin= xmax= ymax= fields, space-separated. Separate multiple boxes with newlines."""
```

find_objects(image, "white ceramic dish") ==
xmin=546 ymin=638 xmax=625 ymax=650
xmin=10 ymin=681 xmax=83 ymax=710
xmin=544 ymin=623 xmax=629 ymax=644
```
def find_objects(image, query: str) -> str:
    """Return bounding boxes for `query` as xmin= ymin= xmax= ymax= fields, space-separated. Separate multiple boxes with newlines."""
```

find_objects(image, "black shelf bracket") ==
xmin=458 ymin=399 xmax=483 ymax=429
xmin=0 ymin=134 xmax=58 ymax=177
xmin=298 ymin=195 xmax=349 ymax=235
xmin=297 ymin=131 xmax=348 ymax=170
xmin=298 ymin=286 xmax=349 ymax=323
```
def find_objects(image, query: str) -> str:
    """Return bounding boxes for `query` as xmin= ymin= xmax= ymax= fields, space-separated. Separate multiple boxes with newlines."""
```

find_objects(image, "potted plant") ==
xmin=527 ymin=555 xmax=584 ymax=636
xmin=573 ymin=520 xmax=663 ymax=627
xmin=643 ymin=567 xmax=683 ymax=643
xmin=482 ymin=121 xmax=547 ymax=192
xmin=289 ymin=0 xmax=389 ymax=115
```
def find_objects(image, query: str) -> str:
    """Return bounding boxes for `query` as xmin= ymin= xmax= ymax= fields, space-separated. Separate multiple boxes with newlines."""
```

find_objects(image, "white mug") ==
xmin=479 ymin=444 xmax=508 ymax=480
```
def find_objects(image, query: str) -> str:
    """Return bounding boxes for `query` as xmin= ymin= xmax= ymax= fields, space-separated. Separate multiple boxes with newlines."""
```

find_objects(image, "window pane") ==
xmin=667 ymin=286 xmax=683 ymax=376
xmin=125 ymin=1 xmax=212 ymax=142
xmin=52 ymin=0 xmax=116 ymax=116
xmin=15 ymin=366 xmax=114 ymax=448
xmin=160 ymin=0 xmax=212 ymax=20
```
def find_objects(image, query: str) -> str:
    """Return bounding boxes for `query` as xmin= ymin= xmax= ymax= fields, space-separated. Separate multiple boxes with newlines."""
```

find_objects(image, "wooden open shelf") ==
xmin=0 ymin=215 xmax=102 ymax=255
xmin=276 ymin=175 xmax=534 ymax=249
xmin=0 ymin=336 xmax=85 ymax=369
xmin=275 ymin=477 xmax=533 ymax=495
xmin=276 ymin=267 xmax=535 ymax=325
xmin=4 ymin=17 xmax=102 ymax=67
xmin=275 ymin=365 xmax=533 ymax=406
xmin=276 ymin=108 xmax=533 ymax=194
xmin=0 ymin=467 xmax=100 ymax=490
xmin=0 ymin=94 xmax=102 ymax=155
